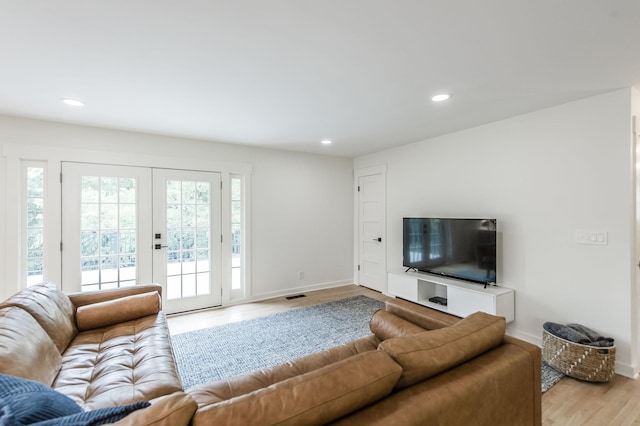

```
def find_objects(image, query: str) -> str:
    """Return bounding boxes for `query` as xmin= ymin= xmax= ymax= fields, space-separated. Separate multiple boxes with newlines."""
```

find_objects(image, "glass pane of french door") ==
xmin=61 ymin=163 xmax=152 ymax=293
xmin=152 ymin=169 xmax=222 ymax=313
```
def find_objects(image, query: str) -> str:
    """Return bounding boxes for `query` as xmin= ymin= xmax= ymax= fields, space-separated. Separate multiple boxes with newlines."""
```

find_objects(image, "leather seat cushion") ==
xmin=0 ymin=306 xmax=62 ymax=385
xmin=53 ymin=313 xmax=182 ymax=410
xmin=379 ymin=311 xmax=506 ymax=389
xmin=0 ymin=282 xmax=77 ymax=353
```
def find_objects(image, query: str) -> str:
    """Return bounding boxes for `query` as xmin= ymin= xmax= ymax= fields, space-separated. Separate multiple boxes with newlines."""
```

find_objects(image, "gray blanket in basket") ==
xmin=543 ymin=322 xmax=614 ymax=347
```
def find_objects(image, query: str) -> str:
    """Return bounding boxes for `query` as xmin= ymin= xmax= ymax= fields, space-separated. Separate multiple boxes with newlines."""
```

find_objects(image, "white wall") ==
xmin=0 ymin=116 xmax=354 ymax=301
xmin=355 ymin=89 xmax=637 ymax=376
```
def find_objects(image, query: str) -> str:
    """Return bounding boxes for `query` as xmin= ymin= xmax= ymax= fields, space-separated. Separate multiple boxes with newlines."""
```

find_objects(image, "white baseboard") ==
xmin=614 ymin=362 xmax=637 ymax=379
xmin=506 ymin=326 xmax=542 ymax=347
xmin=236 ymin=279 xmax=353 ymax=305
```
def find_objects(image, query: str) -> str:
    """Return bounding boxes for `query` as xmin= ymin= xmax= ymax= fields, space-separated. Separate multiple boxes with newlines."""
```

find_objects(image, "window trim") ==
xmin=22 ymin=161 xmax=47 ymax=287
xmin=229 ymin=173 xmax=247 ymax=301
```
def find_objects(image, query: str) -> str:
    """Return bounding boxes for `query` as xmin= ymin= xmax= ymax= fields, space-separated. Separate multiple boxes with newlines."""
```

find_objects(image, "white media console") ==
xmin=387 ymin=269 xmax=515 ymax=322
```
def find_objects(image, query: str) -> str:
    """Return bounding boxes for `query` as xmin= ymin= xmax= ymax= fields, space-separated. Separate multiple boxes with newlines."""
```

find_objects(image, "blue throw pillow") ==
xmin=0 ymin=375 xmax=150 ymax=425
xmin=32 ymin=402 xmax=150 ymax=425
xmin=0 ymin=375 xmax=81 ymax=424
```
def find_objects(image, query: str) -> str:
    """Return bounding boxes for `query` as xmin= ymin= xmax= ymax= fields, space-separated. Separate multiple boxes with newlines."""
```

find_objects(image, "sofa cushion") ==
xmin=190 ymin=350 xmax=402 ymax=426
xmin=0 ymin=282 xmax=77 ymax=353
xmin=379 ymin=311 xmax=506 ymax=389
xmin=370 ymin=310 xmax=426 ymax=340
xmin=53 ymin=313 xmax=183 ymax=410
xmin=0 ymin=374 xmax=150 ymax=425
xmin=0 ymin=306 xmax=61 ymax=385
xmin=76 ymin=291 xmax=161 ymax=331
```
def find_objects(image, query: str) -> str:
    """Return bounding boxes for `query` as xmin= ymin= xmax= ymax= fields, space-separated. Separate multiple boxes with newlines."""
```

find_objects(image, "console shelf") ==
xmin=387 ymin=269 xmax=515 ymax=322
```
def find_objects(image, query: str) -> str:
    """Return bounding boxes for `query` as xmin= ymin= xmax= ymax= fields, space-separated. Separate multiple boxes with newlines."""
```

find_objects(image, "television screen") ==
xmin=403 ymin=218 xmax=497 ymax=285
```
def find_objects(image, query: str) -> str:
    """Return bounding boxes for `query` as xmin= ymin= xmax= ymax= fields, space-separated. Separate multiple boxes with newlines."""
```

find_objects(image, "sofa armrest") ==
xmin=68 ymin=284 xmax=163 ymax=308
xmin=503 ymin=335 xmax=542 ymax=425
xmin=385 ymin=298 xmax=459 ymax=330
xmin=111 ymin=392 xmax=197 ymax=426
xmin=370 ymin=309 xmax=426 ymax=340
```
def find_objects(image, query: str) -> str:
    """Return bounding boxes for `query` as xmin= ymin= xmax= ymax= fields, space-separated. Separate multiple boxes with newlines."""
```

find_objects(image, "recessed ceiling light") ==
xmin=321 ymin=140 xmax=332 ymax=145
xmin=431 ymin=93 xmax=451 ymax=102
xmin=62 ymin=98 xmax=85 ymax=107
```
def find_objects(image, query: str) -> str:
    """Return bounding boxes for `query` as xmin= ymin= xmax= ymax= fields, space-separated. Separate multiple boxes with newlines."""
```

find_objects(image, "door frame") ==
xmin=633 ymin=114 xmax=640 ymax=378
xmin=354 ymin=165 xmax=387 ymax=292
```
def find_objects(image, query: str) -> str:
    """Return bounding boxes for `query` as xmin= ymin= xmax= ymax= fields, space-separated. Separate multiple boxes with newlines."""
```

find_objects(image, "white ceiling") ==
xmin=1 ymin=1 xmax=639 ymax=158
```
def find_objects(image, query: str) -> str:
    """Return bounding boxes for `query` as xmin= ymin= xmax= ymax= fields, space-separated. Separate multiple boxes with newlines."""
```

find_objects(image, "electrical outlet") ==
xmin=298 ymin=271 xmax=304 ymax=280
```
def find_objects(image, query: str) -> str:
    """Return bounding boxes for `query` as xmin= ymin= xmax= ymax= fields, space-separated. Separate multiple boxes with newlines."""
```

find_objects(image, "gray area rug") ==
xmin=172 ymin=295 xmax=563 ymax=393
xmin=542 ymin=362 xmax=564 ymax=393
xmin=171 ymin=295 xmax=385 ymax=389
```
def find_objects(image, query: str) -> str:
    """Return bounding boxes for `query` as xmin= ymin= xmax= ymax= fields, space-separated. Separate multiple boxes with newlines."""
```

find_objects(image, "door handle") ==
xmin=154 ymin=244 xmax=168 ymax=250
xmin=372 ymin=238 xmax=382 ymax=242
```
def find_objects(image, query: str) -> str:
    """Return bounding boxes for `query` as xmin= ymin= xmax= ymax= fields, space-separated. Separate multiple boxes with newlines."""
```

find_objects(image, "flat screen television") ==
xmin=403 ymin=218 xmax=497 ymax=285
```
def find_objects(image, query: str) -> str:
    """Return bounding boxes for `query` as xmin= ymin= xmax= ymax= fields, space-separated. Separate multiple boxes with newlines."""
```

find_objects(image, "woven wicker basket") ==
xmin=542 ymin=329 xmax=616 ymax=382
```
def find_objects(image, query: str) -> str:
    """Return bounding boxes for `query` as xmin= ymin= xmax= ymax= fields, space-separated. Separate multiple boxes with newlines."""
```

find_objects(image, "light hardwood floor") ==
xmin=542 ymin=371 xmax=640 ymax=425
xmin=166 ymin=284 xmax=393 ymax=335
xmin=167 ymin=285 xmax=639 ymax=425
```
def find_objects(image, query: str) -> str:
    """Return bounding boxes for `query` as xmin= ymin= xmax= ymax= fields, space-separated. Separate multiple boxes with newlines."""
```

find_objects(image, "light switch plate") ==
xmin=575 ymin=230 xmax=608 ymax=245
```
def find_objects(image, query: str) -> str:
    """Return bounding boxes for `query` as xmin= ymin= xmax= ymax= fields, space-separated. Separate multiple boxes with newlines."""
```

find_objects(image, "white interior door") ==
xmin=61 ymin=163 xmax=152 ymax=293
xmin=357 ymin=172 xmax=386 ymax=292
xmin=152 ymin=169 xmax=222 ymax=313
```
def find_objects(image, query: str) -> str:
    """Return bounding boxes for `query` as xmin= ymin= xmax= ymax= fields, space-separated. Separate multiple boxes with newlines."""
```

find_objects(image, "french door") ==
xmin=152 ymin=169 xmax=221 ymax=313
xmin=61 ymin=163 xmax=153 ymax=292
xmin=61 ymin=163 xmax=222 ymax=313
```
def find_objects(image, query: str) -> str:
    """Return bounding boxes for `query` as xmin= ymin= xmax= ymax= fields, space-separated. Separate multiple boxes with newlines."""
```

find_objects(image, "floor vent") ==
xmin=285 ymin=294 xmax=307 ymax=300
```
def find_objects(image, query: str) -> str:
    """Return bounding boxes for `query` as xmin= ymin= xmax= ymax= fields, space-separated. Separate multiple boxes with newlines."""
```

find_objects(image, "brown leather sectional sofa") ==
xmin=0 ymin=282 xmax=541 ymax=425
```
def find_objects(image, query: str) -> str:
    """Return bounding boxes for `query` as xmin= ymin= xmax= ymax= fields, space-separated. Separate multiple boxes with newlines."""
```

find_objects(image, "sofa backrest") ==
xmin=379 ymin=311 xmax=506 ymax=389
xmin=0 ymin=306 xmax=62 ymax=385
xmin=0 ymin=282 xmax=77 ymax=353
